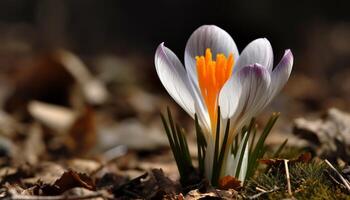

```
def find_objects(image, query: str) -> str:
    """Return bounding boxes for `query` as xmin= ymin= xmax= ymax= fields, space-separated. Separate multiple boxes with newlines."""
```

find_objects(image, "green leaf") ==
xmin=246 ymin=113 xmax=280 ymax=180
xmin=161 ymin=107 xmax=194 ymax=183
xmin=217 ymin=119 xmax=231 ymax=179
xmin=249 ymin=125 xmax=257 ymax=155
xmin=235 ymin=131 xmax=250 ymax=178
xmin=195 ymin=114 xmax=206 ymax=176
xmin=273 ymin=139 xmax=288 ymax=158
xmin=160 ymin=113 xmax=182 ymax=174
xmin=211 ymin=107 xmax=222 ymax=186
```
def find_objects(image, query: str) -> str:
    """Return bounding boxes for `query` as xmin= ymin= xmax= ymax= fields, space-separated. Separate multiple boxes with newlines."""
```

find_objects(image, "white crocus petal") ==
xmin=225 ymin=153 xmax=235 ymax=178
xmin=189 ymin=78 xmax=211 ymax=133
xmin=233 ymin=64 xmax=271 ymax=129
xmin=234 ymin=38 xmax=273 ymax=73
xmin=184 ymin=25 xmax=239 ymax=86
xmin=155 ymin=43 xmax=195 ymax=117
xmin=237 ymin=142 xmax=249 ymax=182
xmin=204 ymin=136 xmax=215 ymax=180
xmin=269 ymin=49 xmax=294 ymax=99
xmin=224 ymin=133 xmax=249 ymax=182
xmin=219 ymin=72 xmax=242 ymax=119
xmin=194 ymin=101 xmax=211 ymax=137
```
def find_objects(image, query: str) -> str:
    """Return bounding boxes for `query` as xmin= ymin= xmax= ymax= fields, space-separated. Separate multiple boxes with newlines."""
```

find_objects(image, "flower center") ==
xmin=196 ymin=48 xmax=234 ymax=131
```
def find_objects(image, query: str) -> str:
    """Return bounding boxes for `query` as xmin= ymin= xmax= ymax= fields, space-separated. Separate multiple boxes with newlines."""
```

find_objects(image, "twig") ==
xmin=325 ymin=159 xmax=350 ymax=192
xmin=284 ymin=159 xmax=292 ymax=196
xmin=255 ymin=187 xmax=266 ymax=193
xmin=247 ymin=186 xmax=279 ymax=199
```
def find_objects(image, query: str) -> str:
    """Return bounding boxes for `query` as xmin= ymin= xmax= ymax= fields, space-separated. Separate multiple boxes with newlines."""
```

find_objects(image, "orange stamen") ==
xmin=196 ymin=48 xmax=234 ymax=132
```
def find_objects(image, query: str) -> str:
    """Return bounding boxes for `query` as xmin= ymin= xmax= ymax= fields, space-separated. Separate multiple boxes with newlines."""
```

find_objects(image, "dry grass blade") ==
xmin=324 ymin=159 xmax=350 ymax=192
xmin=284 ymin=159 xmax=292 ymax=196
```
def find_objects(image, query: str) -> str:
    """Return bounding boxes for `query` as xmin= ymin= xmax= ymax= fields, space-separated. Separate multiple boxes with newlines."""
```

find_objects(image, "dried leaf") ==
xmin=113 ymin=169 xmax=179 ymax=199
xmin=22 ymin=123 xmax=46 ymax=165
xmin=28 ymin=100 xmax=77 ymax=132
xmin=23 ymin=162 xmax=65 ymax=185
xmin=260 ymin=152 xmax=312 ymax=166
xmin=98 ymin=119 xmax=168 ymax=151
xmin=66 ymin=159 xmax=100 ymax=175
xmin=55 ymin=49 xmax=108 ymax=105
xmin=96 ymin=173 xmax=128 ymax=190
xmin=294 ymin=152 xmax=312 ymax=163
xmin=5 ymin=53 xmax=73 ymax=115
xmin=65 ymin=107 xmax=96 ymax=155
xmin=0 ymin=164 xmax=34 ymax=185
xmin=41 ymin=170 xmax=95 ymax=195
xmin=218 ymin=175 xmax=241 ymax=191
xmin=293 ymin=108 xmax=350 ymax=162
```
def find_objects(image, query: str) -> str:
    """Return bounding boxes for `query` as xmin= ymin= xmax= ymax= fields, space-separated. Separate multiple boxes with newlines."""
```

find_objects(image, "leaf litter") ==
xmin=0 ymin=49 xmax=349 ymax=199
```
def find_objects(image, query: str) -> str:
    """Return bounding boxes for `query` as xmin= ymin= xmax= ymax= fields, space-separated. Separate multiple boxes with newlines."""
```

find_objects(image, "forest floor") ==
xmin=0 ymin=50 xmax=350 ymax=199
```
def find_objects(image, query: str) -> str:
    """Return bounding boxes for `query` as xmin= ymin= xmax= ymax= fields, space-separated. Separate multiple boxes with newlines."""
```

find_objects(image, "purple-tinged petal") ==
xmin=234 ymin=38 xmax=273 ymax=73
xmin=224 ymin=133 xmax=249 ymax=182
xmin=231 ymin=64 xmax=272 ymax=129
xmin=269 ymin=49 xmax=293 ymax=98
xmin=155 ymin=43 xmax=195 ymax=117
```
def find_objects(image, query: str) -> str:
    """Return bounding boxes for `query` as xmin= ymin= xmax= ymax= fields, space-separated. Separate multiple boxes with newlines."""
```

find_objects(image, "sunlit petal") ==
xmin=185 ymin=25 xmax=239 ymax=86
xmin=233 ymin=64 xmax=271 ymax=128
xmin=193 ymin=93 xmax=211 ymax=135
xmin=155 ymin=43 xmax=195 ymax=117
xmin=234 ymin=38 xmax=273 ymax=73
xmin=237 ymin=142 xmax=249 ymax=182
xmin=224 ymin=133 xmax=249 ymax=182
xmin=218 ymin=73 xmax=242 ymax=119
xmin=205 ymin=136 xmax=215 ymax=180
xmin=269 ymin=49 xmax=293 ymax=99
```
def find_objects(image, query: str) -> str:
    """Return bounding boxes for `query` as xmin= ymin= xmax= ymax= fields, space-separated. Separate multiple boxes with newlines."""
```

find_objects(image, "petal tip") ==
xmin=158 ymin=42 xmax=166 ymax=51
xmin=199 ymin=24 xmax=220 ymax=29
xmin=284 ymin=49 xmax=293 ymax=58
xmin=281 ymin=49 xmax=294 ymax=66
xmin=255 ymin=37 xmax=271 ymax=45
xmin=156 ymin=42 xmax=164 ymax=53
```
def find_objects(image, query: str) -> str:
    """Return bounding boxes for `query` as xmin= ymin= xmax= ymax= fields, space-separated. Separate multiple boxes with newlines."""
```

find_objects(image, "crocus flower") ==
xmin=155 ymin=25 xmax=293 ymax=182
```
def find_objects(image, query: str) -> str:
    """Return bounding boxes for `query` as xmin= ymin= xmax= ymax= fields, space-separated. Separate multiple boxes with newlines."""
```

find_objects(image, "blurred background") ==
xmin=0 ymin=0 xmax=349 ymax=167
xmin=0 ymin=0 xmax=349 ymax=115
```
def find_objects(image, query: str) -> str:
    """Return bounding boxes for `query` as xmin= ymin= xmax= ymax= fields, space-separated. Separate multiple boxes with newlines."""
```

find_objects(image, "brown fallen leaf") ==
xmin=112 ymin=169 xmax=180 ymax=199
xmin=41 ymin=170 xmax=95 ymax=195
xmin=97 ymin=119 xmax=168 ymax=151
xmin=22 ymin=123 xmax=46 ymax=165
xmin=0 ymin=164 xmax=34 ymax=185
xmin=5 ymin=53 xmax=74 ymax=116
xmin=96 ymin=172 xmax=129 ymax=190
xmin=218 ymin=175 xmax=242 ymax=191
xmin=28 ymin=100 xmax=77 ymax=133
xmin=66 ymin=159 xmax=100 ymax=175
xmin=260 ymin=152 xmax=312 ymax=166
xmin=55 ymin=49 xmax=109 ymax=105
xmin=23 ymin=162 xmax=65 ymax=185
xmin=64 ymin=106 xmax=96 ymax=155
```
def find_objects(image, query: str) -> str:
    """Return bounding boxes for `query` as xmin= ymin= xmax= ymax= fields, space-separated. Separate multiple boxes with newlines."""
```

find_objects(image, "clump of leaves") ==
xmin=161 ymin=107 xmax=285 ymax=188
xmin=244 ymin=161 xmax=350 ymax=199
